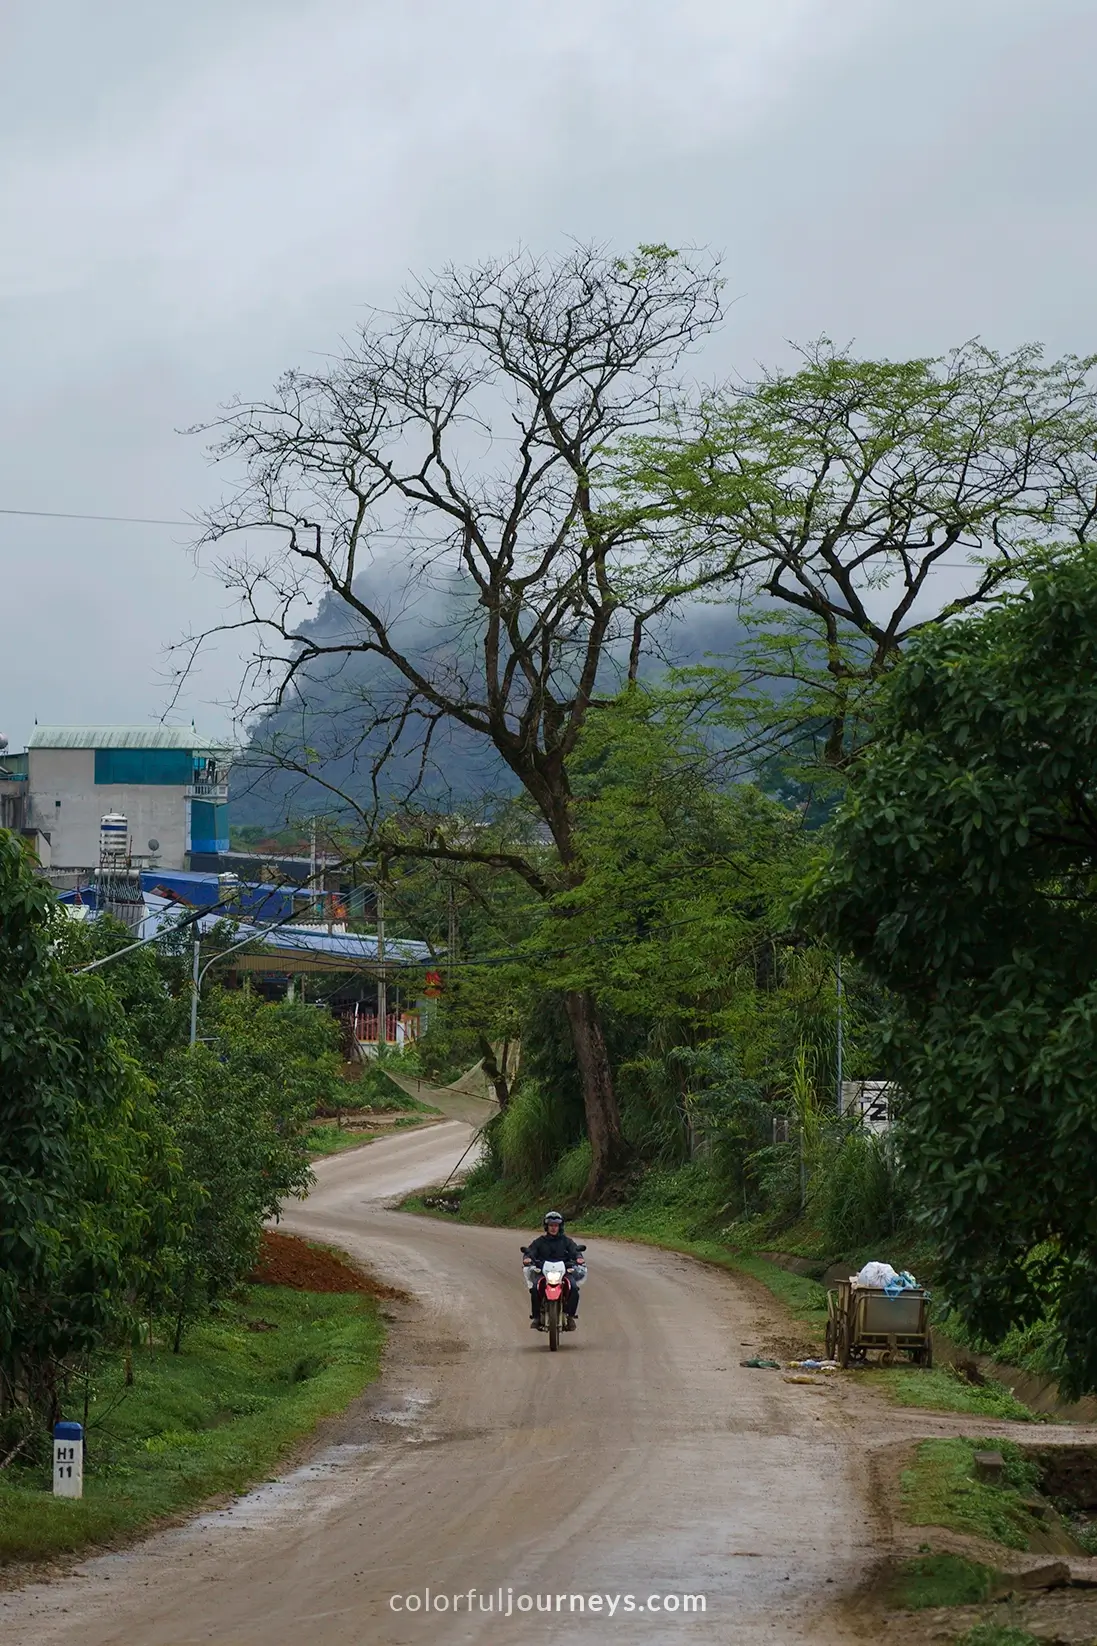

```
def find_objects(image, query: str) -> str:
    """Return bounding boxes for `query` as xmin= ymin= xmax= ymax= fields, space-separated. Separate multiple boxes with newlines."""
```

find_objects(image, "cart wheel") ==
xmin=825 ymin=1317 xmax=836 ymax=1359
xmin=922 ymin=1338 xmax=933 ymax=1370
xmin=838 ymin=1320 xmax=851 ymax=1370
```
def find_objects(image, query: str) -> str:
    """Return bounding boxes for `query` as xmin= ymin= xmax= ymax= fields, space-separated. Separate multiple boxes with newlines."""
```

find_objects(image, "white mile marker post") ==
xmin=53 ymin=1421 xmax=83 ymax=1499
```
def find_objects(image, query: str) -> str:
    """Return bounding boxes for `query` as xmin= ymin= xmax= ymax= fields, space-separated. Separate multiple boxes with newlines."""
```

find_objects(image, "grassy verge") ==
xmin=0 ymin=1282 xmax=383 ymax=1565
xmin=306 ymin=1123 xmax=378 ymax=1157
xmin=901 ymin=1438 xmax=1067 ymax=1552
xmin=888 ymin=1553 xmax=997 ymax=1610
xmin=866 ymin=1368 xmax=1040 ymax=1423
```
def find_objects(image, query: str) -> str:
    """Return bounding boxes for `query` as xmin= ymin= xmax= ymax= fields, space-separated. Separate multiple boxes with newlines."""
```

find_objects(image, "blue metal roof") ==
xmin=59 ymin=872 xmax=432 ymax=966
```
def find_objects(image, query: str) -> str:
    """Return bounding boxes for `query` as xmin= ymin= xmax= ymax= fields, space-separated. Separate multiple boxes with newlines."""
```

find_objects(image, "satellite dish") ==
xmin=147 ymin=838 xmax=160 ymax=852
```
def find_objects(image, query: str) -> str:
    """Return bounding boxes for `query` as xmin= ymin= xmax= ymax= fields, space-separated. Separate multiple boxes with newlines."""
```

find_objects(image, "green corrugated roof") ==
xmin=29 ymin=726 xmax=233 ymax=752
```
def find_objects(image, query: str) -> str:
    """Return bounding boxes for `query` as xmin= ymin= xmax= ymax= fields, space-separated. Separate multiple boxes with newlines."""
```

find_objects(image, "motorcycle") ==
xmin=522 ymin=1245 xmax=587 ymax=1350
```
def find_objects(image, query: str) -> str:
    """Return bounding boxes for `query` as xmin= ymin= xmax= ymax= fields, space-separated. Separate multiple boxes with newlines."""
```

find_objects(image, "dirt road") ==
xmin=3 ymin=1122 xmax=881 ymax=1646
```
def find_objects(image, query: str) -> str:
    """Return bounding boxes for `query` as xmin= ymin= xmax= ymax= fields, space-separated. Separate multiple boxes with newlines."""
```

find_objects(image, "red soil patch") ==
xmin=249 ymin=1229 xmax=401 ymax=1300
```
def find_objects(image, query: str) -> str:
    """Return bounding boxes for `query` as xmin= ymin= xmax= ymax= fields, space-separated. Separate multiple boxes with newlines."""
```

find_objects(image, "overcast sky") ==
xmin=2 ymin=0 xmax=1095 ymax=751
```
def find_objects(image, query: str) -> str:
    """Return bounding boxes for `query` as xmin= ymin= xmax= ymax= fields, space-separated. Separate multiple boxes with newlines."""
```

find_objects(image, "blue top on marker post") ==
xmin=54 ymin=1422 xmax=83 ymax=1442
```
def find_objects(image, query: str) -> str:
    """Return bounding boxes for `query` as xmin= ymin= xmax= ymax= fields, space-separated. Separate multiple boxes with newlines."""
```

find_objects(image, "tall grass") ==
xmin=816 ymin=1126 xmax=900 ymax=1249
xmin=497 ymin=1080 xmax=582 ymax=1185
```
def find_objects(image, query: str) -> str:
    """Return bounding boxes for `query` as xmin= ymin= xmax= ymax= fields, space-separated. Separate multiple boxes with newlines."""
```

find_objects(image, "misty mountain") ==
xmin=228 ymin=591 xmax=753 ymax=831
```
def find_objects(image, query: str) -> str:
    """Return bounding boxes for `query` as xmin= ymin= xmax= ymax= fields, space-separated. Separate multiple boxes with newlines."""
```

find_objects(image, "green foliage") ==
xmin=808 ymin=548 xmax=1097 ymax=1396
xmin=154 ymin=1024 xmax=314 ymax=1343
xmin=623 ymin=339 xmax=1097 ymax=772
xmin=0 ymin=833 xmax=180 ymax=1420
xmin=203 ymin=989 xmax=347 ymax=1119
xmin=0 ymin=1283 xmax=382 ymax=1562
xmin=1 ymin=847 xmax=358 ymax=1424
xmin=544 ymin=692 xmax=807 ymax=1033
xmin=901 ymin=1439 xmax=1049 ymax=1551
xmin=54 ymin=912 xmax=191 ymax=1070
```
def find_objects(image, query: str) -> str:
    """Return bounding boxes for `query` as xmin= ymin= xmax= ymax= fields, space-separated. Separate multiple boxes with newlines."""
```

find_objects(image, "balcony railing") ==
xmin=185 ymin=782 xmax=229 ymax=800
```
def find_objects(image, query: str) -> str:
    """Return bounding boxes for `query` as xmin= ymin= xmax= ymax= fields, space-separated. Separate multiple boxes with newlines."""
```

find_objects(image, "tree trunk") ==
xmin=564 ymin=989 xmax=629 ymax=1203
xmin=477 ymin=1035 xmax=511 ymax=1110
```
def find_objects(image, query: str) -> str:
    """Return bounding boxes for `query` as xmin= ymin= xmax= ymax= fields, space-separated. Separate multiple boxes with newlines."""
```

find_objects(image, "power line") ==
xmin=0 ymin=507 xmax=191 ymax=526
xmin=0 ymin=506 xmax=1034 ymax=577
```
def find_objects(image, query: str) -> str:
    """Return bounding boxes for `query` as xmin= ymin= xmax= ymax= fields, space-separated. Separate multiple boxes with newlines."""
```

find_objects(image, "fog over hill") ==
xmin=228 ymin=588 xmax=752 ymax=831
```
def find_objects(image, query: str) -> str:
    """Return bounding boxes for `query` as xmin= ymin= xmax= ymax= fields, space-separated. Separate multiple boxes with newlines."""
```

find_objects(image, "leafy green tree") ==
xmin=54 ymin=912 xmax=191 ymax=1071
xmin=544 ymin=691 xmax=805 ymax=1030
xmin=156 ymin=990 xmax=317 ymax=1347
xmin=626 ymin=340 xmax=1097 ymax=771
xmin=524 ymin=692 xmax=878 ymax=1193
xmin=808 ymin=548 xmax=1097 ymax=1393
xmin=0 ymin=834 xmax=179 ymax=1423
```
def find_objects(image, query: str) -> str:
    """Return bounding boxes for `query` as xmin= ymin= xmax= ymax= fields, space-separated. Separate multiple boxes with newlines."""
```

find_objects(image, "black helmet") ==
xmin=543 ymin=1209 xmax=564 ymax=1231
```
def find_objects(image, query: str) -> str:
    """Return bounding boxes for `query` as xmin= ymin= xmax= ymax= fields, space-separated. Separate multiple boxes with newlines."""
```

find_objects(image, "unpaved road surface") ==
xmin=3 ymin=1122 xmax=882 ymax=1645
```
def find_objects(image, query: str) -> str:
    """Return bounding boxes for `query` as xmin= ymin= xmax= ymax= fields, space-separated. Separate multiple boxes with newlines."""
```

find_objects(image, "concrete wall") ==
xmin=27 ymin=747 xmax=190 ymax=870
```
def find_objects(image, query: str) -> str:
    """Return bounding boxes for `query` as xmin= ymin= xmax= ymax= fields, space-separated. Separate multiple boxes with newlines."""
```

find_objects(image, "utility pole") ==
xmin=447 ymin=880 xmax=458 ymax=966
xmin=189 ymin=922 xmax=201 ymax=1049
xmin=376 ymin=876 xmax=386 ymax=1054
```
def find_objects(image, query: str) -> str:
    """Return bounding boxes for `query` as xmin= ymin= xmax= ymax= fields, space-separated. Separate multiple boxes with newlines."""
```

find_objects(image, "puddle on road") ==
xmin=179 ymin=1391 xmax=434 ymax=1533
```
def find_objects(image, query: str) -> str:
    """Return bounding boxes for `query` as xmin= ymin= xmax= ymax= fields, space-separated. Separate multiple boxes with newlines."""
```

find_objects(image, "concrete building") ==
xmin=21 ymin=726 xmax=232 ymax=873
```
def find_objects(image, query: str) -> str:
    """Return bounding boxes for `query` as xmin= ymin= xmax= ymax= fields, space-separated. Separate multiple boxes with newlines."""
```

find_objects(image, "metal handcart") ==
xmin=824 ymin=1277 xmax=932 ymax=1369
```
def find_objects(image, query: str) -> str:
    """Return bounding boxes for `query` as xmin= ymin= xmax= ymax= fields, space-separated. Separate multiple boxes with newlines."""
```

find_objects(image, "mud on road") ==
xmin=0 ymin=1120 xmax=922 ymax=1646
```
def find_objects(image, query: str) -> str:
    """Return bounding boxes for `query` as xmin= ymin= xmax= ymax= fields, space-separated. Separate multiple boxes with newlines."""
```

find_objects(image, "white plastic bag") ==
xmin=854 ymin=1260 xmax=898 ymax=1289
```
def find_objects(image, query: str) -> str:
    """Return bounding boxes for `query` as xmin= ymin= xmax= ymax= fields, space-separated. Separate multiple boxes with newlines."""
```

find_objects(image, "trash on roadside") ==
xmin=782 ymin=1374 xmax=828 ymax=1387
xmin=789 ymin=1358 xmax=839 ymax=1370
xmin=853 ymin=1260 xmax=920 ymax=1294
xmin=739 ymin=1357 xmax=781 ymax=1369
xmin=854 ymin=1260 xmax=898 ymax=1288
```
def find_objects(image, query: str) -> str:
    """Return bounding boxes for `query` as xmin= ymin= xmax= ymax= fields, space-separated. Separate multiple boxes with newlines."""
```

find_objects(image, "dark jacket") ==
xmin=524 ymin=1230 xmax=583 ymax=1267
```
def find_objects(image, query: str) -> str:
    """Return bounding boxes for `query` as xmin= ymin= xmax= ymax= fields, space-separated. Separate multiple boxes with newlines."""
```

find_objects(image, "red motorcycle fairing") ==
xmin=538 ymin=1275 xmax=569 ymax=1301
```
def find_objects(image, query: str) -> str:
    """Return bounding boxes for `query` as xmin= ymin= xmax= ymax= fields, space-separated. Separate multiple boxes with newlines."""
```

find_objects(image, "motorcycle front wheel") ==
xmin=546 ymin=1297 xmax=560 ymax=1351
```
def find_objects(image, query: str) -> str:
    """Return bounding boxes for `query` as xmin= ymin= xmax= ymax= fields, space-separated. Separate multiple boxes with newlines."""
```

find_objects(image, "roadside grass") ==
xmin=889 ymin=1553 xmax=996 ymax=1610
xmin=306 ymin=1123 xmax=377 ymax=1157
xmin=866 ymin=1368 xmax=1041 ymax=1424
xmin=901 ymin=1438 xmax=1065 ymax=1552
xmin=0 ymin=1283 xmax=383 ymax=1565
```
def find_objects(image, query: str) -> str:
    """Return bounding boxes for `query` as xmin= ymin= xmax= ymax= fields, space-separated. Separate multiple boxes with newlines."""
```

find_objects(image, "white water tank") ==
xmin=99 ymin=813 xmax=129 ymax=868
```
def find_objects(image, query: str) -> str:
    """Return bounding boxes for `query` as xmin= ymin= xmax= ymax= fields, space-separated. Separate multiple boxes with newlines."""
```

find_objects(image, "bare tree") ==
xmin=183 ymin=243 xmax=726 ymax=1200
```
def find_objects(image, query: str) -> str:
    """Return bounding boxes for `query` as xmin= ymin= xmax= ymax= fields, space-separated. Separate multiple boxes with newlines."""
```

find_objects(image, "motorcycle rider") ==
xmin=522 ymin=1210 xmax=584 ymax=1331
